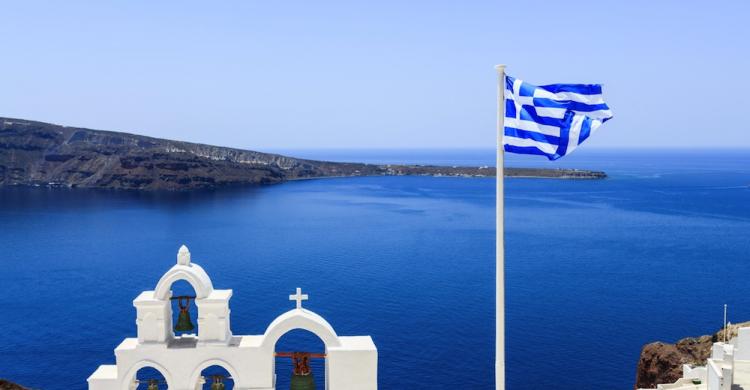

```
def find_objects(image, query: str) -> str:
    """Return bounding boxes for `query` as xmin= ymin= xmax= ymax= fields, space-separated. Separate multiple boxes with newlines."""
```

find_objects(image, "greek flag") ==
xmin=504 ymin=75 xmax=613 ymax=160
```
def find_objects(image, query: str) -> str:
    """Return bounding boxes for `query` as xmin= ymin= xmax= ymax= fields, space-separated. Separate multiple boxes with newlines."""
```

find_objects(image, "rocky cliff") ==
xmin=0 ymin=380 xmax=27 ymax=390
xmin=634 ymin=322 xmax=750 ymax=389
xmin=0 ymin=117 xmax=606 ymax=191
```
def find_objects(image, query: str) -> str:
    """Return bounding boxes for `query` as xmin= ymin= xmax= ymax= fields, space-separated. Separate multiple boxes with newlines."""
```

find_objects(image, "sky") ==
xmin=1 ymin=1 xmax=749 ymax=150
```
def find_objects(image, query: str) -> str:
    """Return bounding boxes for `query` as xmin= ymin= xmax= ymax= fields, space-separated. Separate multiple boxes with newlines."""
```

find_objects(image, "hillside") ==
xmin=634 ymin=321 xmax=750 ymax=389
xmin=0 ymin=117 xmax=605 ymax=190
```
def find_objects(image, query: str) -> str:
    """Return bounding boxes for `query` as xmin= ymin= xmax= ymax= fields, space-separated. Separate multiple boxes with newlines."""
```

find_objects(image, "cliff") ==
xmin=0 ymin=380 xmax=27 ymax=390
xmin=0 ymin=117 xmax=606 ymax=191
xmin=634 ymin=321 xmax=750 ymax=389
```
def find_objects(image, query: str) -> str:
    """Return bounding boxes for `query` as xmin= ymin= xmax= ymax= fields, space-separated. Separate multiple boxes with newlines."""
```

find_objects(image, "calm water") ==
xmin=1 ymin=149 xmax=749 ymax=389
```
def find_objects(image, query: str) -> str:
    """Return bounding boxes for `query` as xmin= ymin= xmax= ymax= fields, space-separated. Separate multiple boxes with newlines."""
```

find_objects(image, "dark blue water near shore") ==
xmin=1 ymin=149 xmax=749 ymax=389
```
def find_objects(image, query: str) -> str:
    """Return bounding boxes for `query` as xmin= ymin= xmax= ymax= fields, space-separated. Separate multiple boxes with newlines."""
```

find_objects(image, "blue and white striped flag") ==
xmin=503 ymin=75 xmax=613 ymax=160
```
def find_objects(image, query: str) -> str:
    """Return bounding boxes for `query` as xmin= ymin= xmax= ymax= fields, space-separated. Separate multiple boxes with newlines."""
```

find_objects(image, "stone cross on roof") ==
xmin=289 ymin=287 xmax=308 ymax=310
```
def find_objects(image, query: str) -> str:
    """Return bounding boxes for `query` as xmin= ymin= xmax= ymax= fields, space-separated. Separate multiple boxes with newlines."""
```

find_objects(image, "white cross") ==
xmin=512 ymin=78 xmax=528 ymax=122
xmin=289 ymin=287 xmax=308 ymax=310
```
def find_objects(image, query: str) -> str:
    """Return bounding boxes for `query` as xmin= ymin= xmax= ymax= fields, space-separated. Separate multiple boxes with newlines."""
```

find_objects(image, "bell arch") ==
xmin=121 ymin=360 xmax=172 ymax=390
xmin=170 ymin=279 xmax=200 ymax=336
xmin=189 ymin=359 xmax=240 ymax=389
xmin=261 ymin=309 xmax=341 ymax=349
xmin=154 ymin=263 xmax=213 ymax=301
xmin=274 ymin=329 xmax=328 ymax=390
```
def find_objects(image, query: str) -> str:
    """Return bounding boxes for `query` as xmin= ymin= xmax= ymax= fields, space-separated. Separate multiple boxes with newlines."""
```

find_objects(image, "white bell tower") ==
xmin=88 ymin=245 xmax=378 ymax=390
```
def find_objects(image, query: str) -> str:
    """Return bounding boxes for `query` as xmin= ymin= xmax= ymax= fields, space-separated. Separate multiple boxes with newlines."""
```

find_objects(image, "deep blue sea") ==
xmin=1 ymin=149 xmax=749 ymax=390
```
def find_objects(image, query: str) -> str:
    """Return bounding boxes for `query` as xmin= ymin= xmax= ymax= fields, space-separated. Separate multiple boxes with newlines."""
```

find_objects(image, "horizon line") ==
xmin=5 ymin=115 xmax=749 ymax=152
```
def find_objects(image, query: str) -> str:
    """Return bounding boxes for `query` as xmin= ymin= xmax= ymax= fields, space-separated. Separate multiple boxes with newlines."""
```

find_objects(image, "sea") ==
xmin=0 ymin=148 xmax=749 ymax=390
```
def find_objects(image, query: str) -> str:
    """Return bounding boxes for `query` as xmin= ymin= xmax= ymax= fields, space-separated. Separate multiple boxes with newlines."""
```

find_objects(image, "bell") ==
xmin=174 ymin=296 xmax=195 ymax=332
xmin=175 ymin=309 xmax=194 ymax=332
xmin=289 ymin=352 xmax=316 ymax=390
xmin=210 ymin=375 xmax=225 ymax=390
xmin=290 ymin=373 xmax=315 ymax=390
xmin=147 ymin=379 xmax=159 ymax=390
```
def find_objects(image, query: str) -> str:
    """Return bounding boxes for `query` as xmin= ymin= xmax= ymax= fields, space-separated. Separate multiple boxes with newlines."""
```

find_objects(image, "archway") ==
xmin=261 ymin=304 xmax=342 ymax=390
xmin=193 ymin=363 xmax=235 ymax=390
xmin=153 ymin=246 xmax=213 ymax=301
xmin=169 ymin=279 xmax=199 ymax=339
xmin=261 ymin=309 xmax=341 ymax=350
xmin=274 ymin=329 xmax=327 ymax=390
xmin=125 ymin=363 xmax=170 ymax=390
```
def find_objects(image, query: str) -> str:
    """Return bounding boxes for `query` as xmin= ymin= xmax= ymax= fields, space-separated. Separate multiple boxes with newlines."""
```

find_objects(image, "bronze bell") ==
xmin=147 ymin=379 xmax=159 ymax=390
xmin=174 ymin=296 xmax=195 ymax=332
xmin=290 ymin=373 xmax=315 ymax=390
xmin=210 ymin=375 xmax=225 ymax=390
xmin=290 ymin=352 xmax=315 ymax=390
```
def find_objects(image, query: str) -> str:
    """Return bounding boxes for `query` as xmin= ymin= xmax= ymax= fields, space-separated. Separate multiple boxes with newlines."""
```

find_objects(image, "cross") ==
xmin=512 ymin=78 xmax=527 ymax=122
xmin=289 ymin=287 xmax=308 ymax=310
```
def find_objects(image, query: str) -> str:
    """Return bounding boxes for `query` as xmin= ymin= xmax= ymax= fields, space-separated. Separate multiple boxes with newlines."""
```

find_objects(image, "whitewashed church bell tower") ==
xmin=87 ymin=246 xmax=378 ymax=390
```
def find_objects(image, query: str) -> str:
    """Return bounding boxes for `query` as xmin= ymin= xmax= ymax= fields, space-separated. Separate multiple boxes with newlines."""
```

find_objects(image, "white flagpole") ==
xmin=724 ymin=304 xmax=728 ymax=342
xmin=495 ymin=64 xmax=506 ymax=390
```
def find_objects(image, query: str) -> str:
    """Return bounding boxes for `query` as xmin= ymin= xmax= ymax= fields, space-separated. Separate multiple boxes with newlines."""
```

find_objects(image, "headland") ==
xmin=0 ymin=117 xmax=606 ymax=191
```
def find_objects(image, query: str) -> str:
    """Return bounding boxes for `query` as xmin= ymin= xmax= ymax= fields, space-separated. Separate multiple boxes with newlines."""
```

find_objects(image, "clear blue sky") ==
xmin=2 ymin=1 xmax=748 ymax=150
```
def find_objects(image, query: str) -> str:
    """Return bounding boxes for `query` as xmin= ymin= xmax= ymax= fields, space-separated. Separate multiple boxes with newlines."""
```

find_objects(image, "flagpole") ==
xmin=495 ymin=64 xmax=506 ymax=390
xmin=724 ymin=304 xmax=728 ymax=342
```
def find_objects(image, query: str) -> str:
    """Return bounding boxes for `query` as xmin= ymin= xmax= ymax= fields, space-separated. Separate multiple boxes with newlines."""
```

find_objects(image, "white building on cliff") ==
xmin=87 ymin=245 xmax=378 ymax=390
xmin=640 ymin=325 xmax=750 ymax=390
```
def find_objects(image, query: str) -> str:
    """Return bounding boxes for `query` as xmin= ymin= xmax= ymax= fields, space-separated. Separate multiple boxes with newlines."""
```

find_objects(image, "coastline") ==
xmin=1 ymin=117 xmax=606 ymax=191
